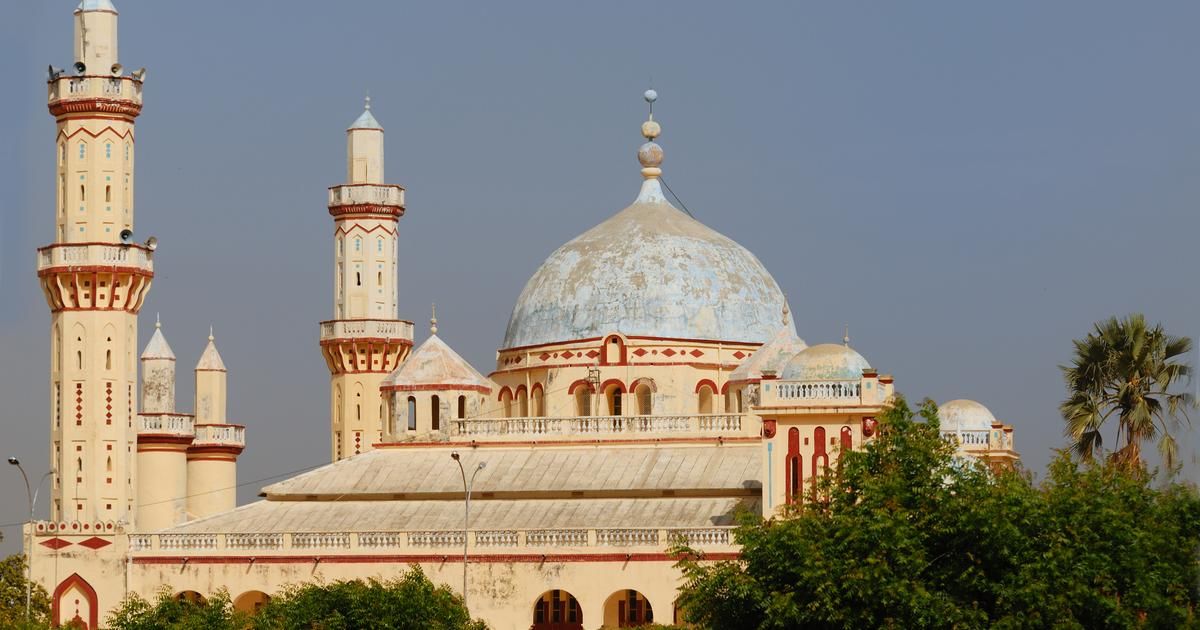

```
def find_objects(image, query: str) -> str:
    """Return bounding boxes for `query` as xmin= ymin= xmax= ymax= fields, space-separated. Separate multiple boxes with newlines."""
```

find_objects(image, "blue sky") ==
xmin=2 ymin=1 xmax=1198 ymax=550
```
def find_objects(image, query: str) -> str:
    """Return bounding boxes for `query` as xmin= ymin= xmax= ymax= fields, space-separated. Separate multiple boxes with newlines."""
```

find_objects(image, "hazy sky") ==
xmin=2 ymin=1 xmax=1198 ymax=552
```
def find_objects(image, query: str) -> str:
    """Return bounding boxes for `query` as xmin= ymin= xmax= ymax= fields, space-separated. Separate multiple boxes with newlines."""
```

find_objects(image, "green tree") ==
xmin=1060 ymin=313 xmax=1194 ymax=469
xmin=674 ymin=395 xmax=1200 ymax=629
xmin=106 ymin=589 xmax=244 ymax=630
xmin=0 ymin=553 xmax=51 ymax=629
xmin=252 ymin=566 xmax=486 ymax=630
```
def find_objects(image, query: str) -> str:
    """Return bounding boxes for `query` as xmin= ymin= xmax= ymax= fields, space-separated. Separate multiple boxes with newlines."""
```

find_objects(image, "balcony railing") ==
xmin=320 ymin=319 xmax=414 ymax=342
xmin=193 ymin=424 xmax=245 ymax=448
xmin=136 ymin=414 xmax=194 ymax=437
xmin=775 ymin=381 xmax=861 ymax=400
xmin=37 ymin=243 xmax=154 ymax=272
xmin=450 ymin=414 xmax=753 ymax=440
xmin=48 ymin=76 xmax=143 ymax=105
xmin=328 ymin=184 xmax=405 ymax=208
xmin=128 ymin=527 xmax=737 ymax=554
xmin=941 ymin=429 xmax=1013 ymax=451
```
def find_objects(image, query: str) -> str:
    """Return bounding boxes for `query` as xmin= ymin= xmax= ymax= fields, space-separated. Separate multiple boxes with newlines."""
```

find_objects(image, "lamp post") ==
xmin=8 ymin=457 xmax=50 ymax=622
xmin=450 ymin=451 xmax=485 ymax=612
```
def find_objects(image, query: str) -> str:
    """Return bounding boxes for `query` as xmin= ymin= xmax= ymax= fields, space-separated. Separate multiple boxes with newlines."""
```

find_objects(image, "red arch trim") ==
xmin=629 ymin=378 xmax=657 ymax=393
xmin=497 ymin=386 xmax=513 ymax=401
xmin=720 ymin=381 xmax=733 ymax=395
xmin=530 ymin=383 xmax=544 ymax=396
xmin=599 ymin=379 xmax=626 ymax=393
xmin=695 ymin=379 xmax=718 ymax=394
xmin=568 ymin=379 xmax=595 ymax=394
xmin=52 ymin=573 xmax=99 ymax=629
xmin=514 ymin=384 xmax=528 ymax=396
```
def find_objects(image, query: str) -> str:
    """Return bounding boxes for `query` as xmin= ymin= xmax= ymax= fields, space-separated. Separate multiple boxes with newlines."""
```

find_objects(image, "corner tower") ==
xmin=41 ymin=0 xmax=152 ymax=525
xmin=320 ymin=99 xmax=413 ymax=461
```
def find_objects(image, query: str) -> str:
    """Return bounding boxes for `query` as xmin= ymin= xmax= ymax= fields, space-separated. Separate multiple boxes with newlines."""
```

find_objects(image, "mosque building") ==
xmin=26 ymin=3 xmax=1018 ymax=629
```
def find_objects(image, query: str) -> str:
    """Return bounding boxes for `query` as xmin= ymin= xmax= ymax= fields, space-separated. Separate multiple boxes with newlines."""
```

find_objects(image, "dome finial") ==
xmin=364 ymin=94 xmax=371 ymax=111
xmin=638 ymin=89 xmax=664 ymax=180
xmin=209 ymin=325 xmax=215 ymax=343
xmin=155 ymin=312 xmax=161 ymax=329
xmin=843 ymin=324 xmax=850 ymax=347
xmin=430 ymin=303 xmax=438 ymax=335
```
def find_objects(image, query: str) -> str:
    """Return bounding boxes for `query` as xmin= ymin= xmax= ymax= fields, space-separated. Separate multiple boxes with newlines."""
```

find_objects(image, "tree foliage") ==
xmin=103 ymin=566 xmax=485 ymax=630
xmin=0 ymin=553 xmax=52 ymax=629
xmin=1061 ymin=313 xmax=1193 ymax=469
xmin=675 ymin=395 xmax=1200 ymax=629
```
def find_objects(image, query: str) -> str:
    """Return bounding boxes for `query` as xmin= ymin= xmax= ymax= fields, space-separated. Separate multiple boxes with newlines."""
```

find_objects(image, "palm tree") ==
xmin=1060 ymin=314 xmax=1193 ymax=469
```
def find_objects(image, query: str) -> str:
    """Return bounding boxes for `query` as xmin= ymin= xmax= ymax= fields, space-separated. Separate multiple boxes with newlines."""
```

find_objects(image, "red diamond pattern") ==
xmin=633 ymin=349 xmax=648 ymax=357
xmin=585 ymin=350 xmax=599 ymax=359
xmin=539 ymin=353 xmax=551 ymax=361
xmin=40 ymin=538 xmax=71 ymax=550
xmin=690 ymin=349 xmax=704 ymax=358
xmin=78 ymin=536 xmax=111 ymax=550
xmin=733 ymin=351 xmax=746 ymax=359
xmin=562 ymin=351 xmax=574 ymax=359
xmin=662 ymin=349 xmax=676 ymax=357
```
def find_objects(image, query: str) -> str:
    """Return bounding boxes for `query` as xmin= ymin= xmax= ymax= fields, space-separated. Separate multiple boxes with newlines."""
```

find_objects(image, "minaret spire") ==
xmin=431 ymin=303 xmax=438 ymax=335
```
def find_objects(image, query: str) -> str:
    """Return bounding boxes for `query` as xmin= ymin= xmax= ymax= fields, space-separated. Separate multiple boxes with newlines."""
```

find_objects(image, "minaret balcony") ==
xmin=136 ymin=413 xmax=195 ymax=439
xmin=47 ymin=76 xmax=143 ymax=118
xmin=193 ymin=424 xmax=246 ymax=449
xmin=328 ymin=184 xmax=405 ymax=217
xmin=320 ymin=319 xmax=414 ymax=343
xmin=38 ymin=242 xmax=154 ymax=273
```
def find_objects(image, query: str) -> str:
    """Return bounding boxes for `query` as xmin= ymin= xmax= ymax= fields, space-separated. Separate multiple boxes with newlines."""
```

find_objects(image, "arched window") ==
xmin=605 ymin=385 xmax=623 ymax=416
xmin=105 ymin=349 xmax=112 ymax=370
xmin=356 ymin=271 xmax=362 ymax=286
xmin=431 ymin=395 xmax=441 ymax=431
xmin=105 ymin=143 xmax=112 ymax=159
xmin=407 ymin=396 xmax=417 ymax=431
xmin=500 ymin=389 xmax=514 ymax=418
xmin=736 ymin=389 xmax=744 ymax=413
xmin=786 ymin=427 xmax=802 ymax=504
xmin=575 ymin=388 xmax=592 ymax=417
xmin=603 ymin=335 xmax=625 ymax=365
xmin=105 ymin=185 xmax=111 ymax=202
xmin=698 ymin=385 xmax=714 ymax=414
xmin=531 ymin=386 xmax=544 ymax=417
xmin=80 ymin=184 xmax=86 ymax=202
xmin=77 ymin=350 xmax=83 ymax=370
xmin=457 ymin=395 xmax=466 ymax=419
xmin=516 ymin=387 xmax=529 ymax=417
xmin=636 ymin=384 xmax=652 ymax=415
xmin=106 ymin=457 xmax=112 ymax=472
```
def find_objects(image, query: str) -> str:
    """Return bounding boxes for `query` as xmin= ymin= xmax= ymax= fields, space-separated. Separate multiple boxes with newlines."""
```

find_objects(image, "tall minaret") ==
xmin=319 ymin=99 xmax=413 ymax=461
xmin=41 ymin=0 xmax=152 ymax=525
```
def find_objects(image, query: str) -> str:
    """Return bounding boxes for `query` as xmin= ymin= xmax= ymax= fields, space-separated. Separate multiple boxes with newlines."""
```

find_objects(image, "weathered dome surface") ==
xmin=729 ymin=324 xmax=806 ymax=383
xmin=502 ymin=181 xmax=790 ymax=349
xmin=383 ymin=334 xmax=494 ymax=392
xmin=939 ymin=399 xmax=997 ymax=431
xmin=782 ymin=343 xmax=870 ymax=381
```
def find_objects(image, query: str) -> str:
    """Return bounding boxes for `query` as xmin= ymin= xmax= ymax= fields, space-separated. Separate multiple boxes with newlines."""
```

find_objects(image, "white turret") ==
xmin=186 ymin=330 xmax=243 ymax=520
xmin=139 ymin=316 xmax=175 ymax=413
xmin=135 ymin=317 xmax=190 ymax=531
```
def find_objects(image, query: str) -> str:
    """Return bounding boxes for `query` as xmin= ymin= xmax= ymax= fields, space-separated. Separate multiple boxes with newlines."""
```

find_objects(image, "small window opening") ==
xmin=356 ymin=272 xmax=361 ymax=286
xmin=105 ymin=349 xmax=112 ymax=370
xmin=105 ymin=186 xmax=111 ymax=202
xmin=457 ymin=395 xmax=466 ymax=419
xmin=431 ymin=395 xmax=440 ymax=431
xmin=407 ymin=396 xmax=417 ymax=431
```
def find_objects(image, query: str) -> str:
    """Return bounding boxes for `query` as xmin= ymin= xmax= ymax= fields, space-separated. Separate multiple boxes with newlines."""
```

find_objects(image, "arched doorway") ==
xmin=234 ymin=590 xmax=271 ymax=614
xmin=603 ymin=589 xmax=654 ymax=627
xmin=532 ymin=589 xmax=583 ymax=630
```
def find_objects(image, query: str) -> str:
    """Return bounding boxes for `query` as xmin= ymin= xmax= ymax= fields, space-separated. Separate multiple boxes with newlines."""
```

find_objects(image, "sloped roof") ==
xmin=140 ymin=324 xmax=175 ymax=361
xmin=381 ymin=334 xmax=494 ymax=392
xmin=349 ymin=108 xmax=382 ymax=130
xmin=161 ymin=496 xmax=756 ymax=534
xmin=262 ymin=444 xmax=761 ymax=499
xmin=195 ymin=337 xmax=225 ymax=371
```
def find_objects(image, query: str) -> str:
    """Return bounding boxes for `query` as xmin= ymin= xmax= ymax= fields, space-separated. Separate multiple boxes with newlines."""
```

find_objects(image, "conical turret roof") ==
xmin=196 ymin=330 xmax=226 ymax=372
xmin=141 ymin=319 xmax=175 ymax=361
xmin=383 ymin=334 xmax=494 ymax=392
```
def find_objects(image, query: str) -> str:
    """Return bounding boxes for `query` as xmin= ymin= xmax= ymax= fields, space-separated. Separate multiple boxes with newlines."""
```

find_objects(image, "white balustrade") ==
xmin=776 ymin=381 xmax=862 ymax=401
xmin=474 ymin=530 xmax=520 ymax=547
xmin=319 ymin=319 xmax=414 ymax=342
xmin=193 ymin=424 xmax=245 ymax=447
xmin=596 ymin=529 xmax=659 ymax=546
xmin=227 ymin=533 xmax=282 ymax=550
xmin=159 ymin=534 xmax=218 ymax=551
xmin=129 ymin=535 xmax=153 ymax=551
xmin=49 ymin=76 xmax=142 ymax=104
xmin=453 ymin=414 xmax=747 ymax=438
xmin=36 ymin=243 xmax=154 ymax=272
xmin=137 ymin=414 xmax=194 ymax=437
xmin=409 ymin=531 xmax=465 ymax=547
xmin=942 ymin=430 xmax=991 ymax=447
xmin=291 ymin=533 xmax=350 ymax=549
xmin=358 ymin=532 xmax=405 ymax=548
xmin=328 ymin=185 xmax=405 ymax=208
xmin=526 ymin=529 xmax=588 ymax=547
xmin=669 ymin=528 xmax=732 ymax=546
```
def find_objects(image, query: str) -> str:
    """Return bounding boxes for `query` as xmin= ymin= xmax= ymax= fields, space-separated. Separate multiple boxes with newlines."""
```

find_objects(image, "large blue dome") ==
xmin=501 ymin=181 xmax=789 ymax=349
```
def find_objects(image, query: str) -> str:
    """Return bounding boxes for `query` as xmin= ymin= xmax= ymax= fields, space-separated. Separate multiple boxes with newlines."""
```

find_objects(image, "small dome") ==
xmin=782 ymin=343 xmax=871 ymax=381
xmin=939 ymin=399 xmax=997 ymax=431
xmin=383 ymin=335 xmax=495 ymax=393
xmin=729 ymin=323 xmax=807 ymax=383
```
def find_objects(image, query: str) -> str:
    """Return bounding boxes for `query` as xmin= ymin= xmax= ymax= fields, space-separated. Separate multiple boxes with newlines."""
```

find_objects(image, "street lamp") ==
xmin=450 ymin=451 xmax=485 ymax=612
xmin=8 ymin=457 xmax=51 ymax=622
